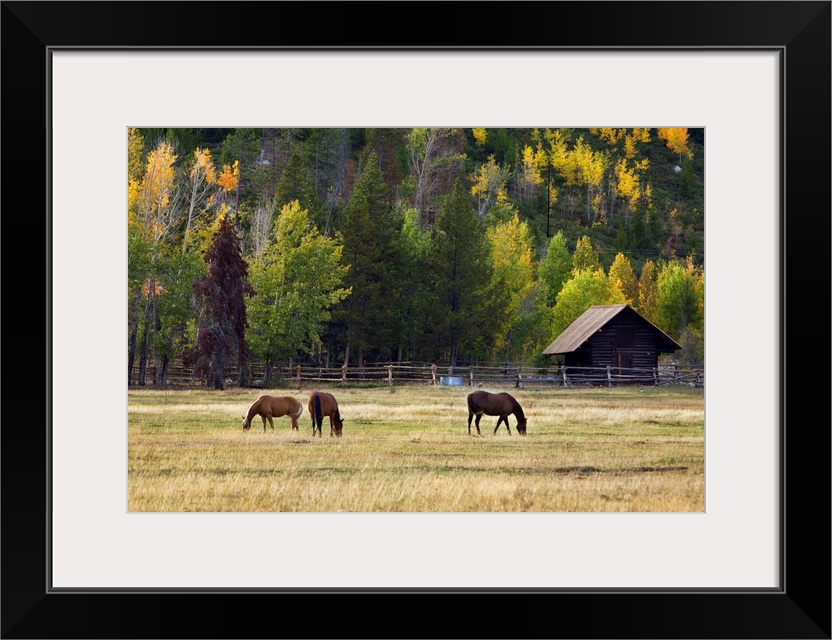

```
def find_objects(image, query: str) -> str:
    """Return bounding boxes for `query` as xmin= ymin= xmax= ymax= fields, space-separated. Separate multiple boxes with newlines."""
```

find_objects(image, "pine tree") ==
xmin=430 ymin=179 xmax=504 ymax=367
xmin=188 ymin=213 xmax=255 ymax=389
xmin=334 ymin=151 xmax=402 ymax=367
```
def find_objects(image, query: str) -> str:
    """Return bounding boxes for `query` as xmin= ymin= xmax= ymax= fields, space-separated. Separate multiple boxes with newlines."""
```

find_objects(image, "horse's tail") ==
xmin=313 ymin=394 xmax=322 ymax=428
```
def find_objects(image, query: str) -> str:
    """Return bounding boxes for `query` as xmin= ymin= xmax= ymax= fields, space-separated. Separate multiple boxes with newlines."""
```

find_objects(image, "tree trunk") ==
xmin=138 ymin=281 xmax=157 ymax=386
xmin=159 ymin=355 xmax=170 ymax=386
xmin=213 ymin=345 xmax=225 ymax=390
xmin=128 ymin=312 xmax=138 ymax=386
xmin=138 ymin=307 xmax=150 ymax=386
xmin=238 ymin=358 xmax=246 ymax=387
xmin=264 ymin=361 xmax=272 ymax=387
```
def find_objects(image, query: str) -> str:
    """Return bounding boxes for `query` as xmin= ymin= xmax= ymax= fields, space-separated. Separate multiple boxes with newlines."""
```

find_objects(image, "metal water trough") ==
xmin=439 ymin=375 xmax=464 ymax=386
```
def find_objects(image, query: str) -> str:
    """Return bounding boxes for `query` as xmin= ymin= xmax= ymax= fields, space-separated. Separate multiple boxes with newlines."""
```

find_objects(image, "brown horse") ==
xmin=467 ymin=390 xmax=527 ymax=436
xmin=242 ymin=395 xmax=303 ymax=432
xmin=307 ymin=391 xmax=344 ymax=438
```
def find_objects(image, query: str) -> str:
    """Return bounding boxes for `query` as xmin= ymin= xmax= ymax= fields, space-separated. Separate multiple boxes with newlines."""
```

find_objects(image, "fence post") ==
xmin=431 ymin=364 xmax=437 ymax=386
xmin=296 ymin=365 xmax=301 ymax=386
xmin=607 ymin=365 xmax=612 ymax=388
xmin=653 ymin=367 xmax=658 ymax=386
xmin=561 ymin=365 xmax=568 ymax=389
xmin=516 ymin=366 xmax=523 ymax=388
xmin=469 ymin=369 xmax=474 ymax=387
xmin=387 ymin=365 xmax=393 ymax=387
xmin=341 ymin=364 xmax=347 ymax=382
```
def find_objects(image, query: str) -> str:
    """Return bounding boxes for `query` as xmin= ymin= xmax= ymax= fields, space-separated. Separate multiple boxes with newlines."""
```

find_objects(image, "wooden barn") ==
xmin=542 ymin=304 xmax=681 ymax=382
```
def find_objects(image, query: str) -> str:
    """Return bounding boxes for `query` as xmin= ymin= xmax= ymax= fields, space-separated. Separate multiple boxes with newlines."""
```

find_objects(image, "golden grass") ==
xmin=128 ymin=384 xmax=704 ymax=513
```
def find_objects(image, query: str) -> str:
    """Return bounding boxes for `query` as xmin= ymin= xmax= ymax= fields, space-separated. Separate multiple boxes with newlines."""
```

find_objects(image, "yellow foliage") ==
xmin=573 ymin=138 xmax=607 ymax=187
xmin=608 ymin=252 xmax=639 ymax=305
xmin=549 ymin=131 xmax=579 ymax=186
xmin=472 ymin=128 xmax=487 ymax=146
xmin=632 ymin=128 xmax=651 ymax=143
xmin=522 ymin=145 xmax=544 ymax=186
xmin=142 ymin=142 xmax=177 ymax=214
xmin=127 ymin=178 xmax=140 ymax=217
xmin=217 ymin=160 xmax=239 ymax=192
xmin=471 ymin=155 xmax=507 ymax=213
xmin=193 ymin=205 xmax=230 ymax=254
xmin=191 ymin=148 xmax=217 ymax=184
xmin=593 ymin=128 xmax=625 ymax=145
xmin=658 ymin=128 xmax=692 ymax=157
xmin=615 ymin=158 xmax=640 ymax=207
xmin=624 ymin=135 xmax=638 ymax=159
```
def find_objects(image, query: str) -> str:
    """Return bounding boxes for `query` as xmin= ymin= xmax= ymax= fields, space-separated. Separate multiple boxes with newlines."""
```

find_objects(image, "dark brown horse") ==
xmin=307 ymin=391 xmax=344 ymax=438
xmin=467 ymin=390 xmax=527 ymax=436
xmin=242 ymin=395 xmax=303 ymax=432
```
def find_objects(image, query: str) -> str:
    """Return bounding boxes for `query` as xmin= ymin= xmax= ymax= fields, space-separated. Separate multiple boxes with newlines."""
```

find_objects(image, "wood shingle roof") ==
xmin=542 ymin=304 xmax=682 ymax=355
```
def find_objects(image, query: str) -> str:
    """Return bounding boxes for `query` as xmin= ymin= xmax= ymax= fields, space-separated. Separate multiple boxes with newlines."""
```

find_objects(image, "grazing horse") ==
xmin=307 ymin=391 xmax=344 ymax=438
xmin=467 ymin=390 xmax=527 ymax=436
xmin=242 ymin=395 xmax=303 ymax=432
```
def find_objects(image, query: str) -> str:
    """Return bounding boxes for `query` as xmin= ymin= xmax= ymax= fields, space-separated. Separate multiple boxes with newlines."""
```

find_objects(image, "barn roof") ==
xmin=542 ymin=304 xmax=682 ymax=355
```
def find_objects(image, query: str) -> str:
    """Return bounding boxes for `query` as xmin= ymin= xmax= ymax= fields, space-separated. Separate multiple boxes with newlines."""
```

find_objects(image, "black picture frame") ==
xmin=2 ymin=2 xmax=829 ymax=638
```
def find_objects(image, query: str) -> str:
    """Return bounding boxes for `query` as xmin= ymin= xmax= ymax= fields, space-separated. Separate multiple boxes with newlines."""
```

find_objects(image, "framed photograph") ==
xmin=4 ymin=2 xmax=829 ymax=638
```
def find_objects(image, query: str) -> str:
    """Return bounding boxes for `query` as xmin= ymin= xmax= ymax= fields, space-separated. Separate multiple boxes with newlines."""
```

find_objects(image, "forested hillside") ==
xmin=128 ymin=127 xmax=704 ymax=388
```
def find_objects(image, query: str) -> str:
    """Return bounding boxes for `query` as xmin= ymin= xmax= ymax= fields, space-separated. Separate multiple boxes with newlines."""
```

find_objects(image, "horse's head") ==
xmin=242 ymin=416 xmax=251 ymax=430
xmin=332 ymin=414 xmax=344 ymax=438
xmin=516 ymin=418 xmax=527 ymax=435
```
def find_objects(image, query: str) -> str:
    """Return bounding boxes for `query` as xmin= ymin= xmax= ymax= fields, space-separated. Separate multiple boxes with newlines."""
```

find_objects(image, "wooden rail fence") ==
xmin=129 ymin=360 xmax=704 ymax=389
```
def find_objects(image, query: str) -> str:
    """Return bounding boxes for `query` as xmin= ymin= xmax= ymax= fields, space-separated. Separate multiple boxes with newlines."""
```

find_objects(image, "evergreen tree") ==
xmin=274 ymin=148 xmax=326 ymax=230
xmin=430 ymin=179 xmax=504 ymax=367
xmin=334 ymin=151 xmax=403 ymax=366
xmin=188 ymin=213 xmax=255 ymax=389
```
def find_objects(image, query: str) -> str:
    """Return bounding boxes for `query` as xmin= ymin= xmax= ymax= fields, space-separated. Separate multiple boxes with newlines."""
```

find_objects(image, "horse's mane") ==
xmin=246 ymin=397 xmax=262 ymax=419
xmin=512 ymin=398 xmax=526 ymax=421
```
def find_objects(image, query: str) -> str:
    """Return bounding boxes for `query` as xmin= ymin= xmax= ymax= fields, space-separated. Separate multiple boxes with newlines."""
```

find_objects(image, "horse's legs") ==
xmin=467 ymin=411 xmax=473 ymax=436
xmin=494 ymin=415 xmax=511 ymax=435
xmin=268 ymin=416 xmax=275 ymax=431
xmin=261 ymin=416 xmax=268 ymax=432
xmin=474 ymin=414 xmax=482 ymax=436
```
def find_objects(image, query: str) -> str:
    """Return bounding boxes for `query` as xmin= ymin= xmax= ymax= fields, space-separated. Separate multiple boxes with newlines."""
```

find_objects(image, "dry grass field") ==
xmin=128 ymin=383 xmax=704 ymax=513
